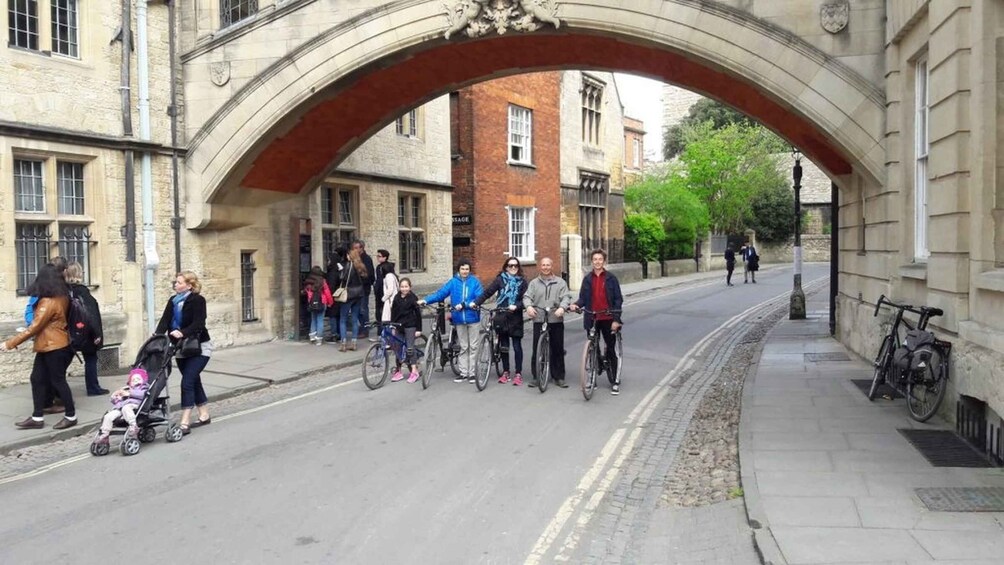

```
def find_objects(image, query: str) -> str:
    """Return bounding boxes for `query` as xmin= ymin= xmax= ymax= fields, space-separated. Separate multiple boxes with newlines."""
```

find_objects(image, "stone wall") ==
xmin=663 ymin=259 xmax=698 ymax=276
xmin=759 ymin=235 xmax=832 ymax=264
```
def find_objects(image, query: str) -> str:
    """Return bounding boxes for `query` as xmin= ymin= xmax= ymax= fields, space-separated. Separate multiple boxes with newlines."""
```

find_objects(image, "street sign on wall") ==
xmin=453 ymin=214 xmax=472 ymax=226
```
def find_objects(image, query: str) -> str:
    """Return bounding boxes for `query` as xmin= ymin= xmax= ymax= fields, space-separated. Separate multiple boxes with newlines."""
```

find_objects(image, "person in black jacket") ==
xmin=353 ymin=239 xmax=375 ymax=339
xmin=389 ymin=277 xmax=422 ymax=383
xmin=474 ymin=257 xmax=529 ymax=386
xmin=65 ymin=262 xmax=108 ymax=395
xmin=569 ymin=249 xmax=624 ymax=395
xmin=156 ymin=270 xmax=212 ymax=435
xmin=723 ymin=244 xmax=736 ymax=287
xmin=325 ymin=247 xmax=347 ymax=342
xmin=339 ymin=248 xmax=367 ymax=352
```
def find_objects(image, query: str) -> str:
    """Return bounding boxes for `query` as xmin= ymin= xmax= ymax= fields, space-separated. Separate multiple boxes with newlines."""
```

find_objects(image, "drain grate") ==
xmin=915 ymin=487 xmax=1004 ymax=512
xmin=805 ymin=352 xmax=850 ymax=362
xmin=897 ymin=429 xmax=994 ymax=468
xmin=851 ymin=379 xmax=902 ymax=399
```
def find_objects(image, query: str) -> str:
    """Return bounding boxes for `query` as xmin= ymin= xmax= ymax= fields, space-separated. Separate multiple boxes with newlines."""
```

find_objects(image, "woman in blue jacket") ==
xmin=419 ymin=259 xmax=483 ymax=383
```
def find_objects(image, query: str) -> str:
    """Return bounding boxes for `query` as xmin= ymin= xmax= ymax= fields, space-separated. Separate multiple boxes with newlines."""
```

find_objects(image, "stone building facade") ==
xmin=623 ymin=116 xmax=645 ymax=186
xmin=450 ymin=72 xmax=562 ymax=280
xmin=559 ymin=71 xmax=627 ymax=268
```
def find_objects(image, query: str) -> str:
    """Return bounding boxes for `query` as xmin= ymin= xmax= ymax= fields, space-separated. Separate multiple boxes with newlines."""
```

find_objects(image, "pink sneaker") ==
xmin=407 ymin=371 xmax=420 ymax=384
xmin=513 ymin=373 xmax=523 ymax=386
xmin=391 ymin=370 xmax=405 ymax=382
xmin=498 ymin=371 xmax=510 ymax=384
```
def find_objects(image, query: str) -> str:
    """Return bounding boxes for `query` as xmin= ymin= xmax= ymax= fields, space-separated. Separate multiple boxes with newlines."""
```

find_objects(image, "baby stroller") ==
xmin=89 ymin=334 xmax=186 ymax=456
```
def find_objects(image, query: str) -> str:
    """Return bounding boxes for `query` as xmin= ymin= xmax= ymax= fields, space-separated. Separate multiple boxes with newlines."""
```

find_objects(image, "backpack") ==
xmin=67 ymin=288 xmax=98 ymax=352
xmin=307 ymin=288 xmax=325 ymax=312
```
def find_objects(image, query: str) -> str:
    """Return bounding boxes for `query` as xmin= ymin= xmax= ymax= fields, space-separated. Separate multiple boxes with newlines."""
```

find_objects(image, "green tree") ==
xmin=624 ymin=213 xmax=667 ymax=262
xmin=625 ymin=172 xmax=709 ymax=259
xmin=663 ymin=99 xmax=755 ymax=160
xmin=745 ymin=180 xmax=795 ymax=243
xmin=674 ymin=121 xmax=788 ymax=235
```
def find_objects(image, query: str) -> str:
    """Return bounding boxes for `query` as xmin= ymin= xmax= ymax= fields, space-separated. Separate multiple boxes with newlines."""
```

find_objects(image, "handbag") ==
xmin=333 ymin=284 xmax=348 ymax=303
xmin=176 ymin=334 xmax=202 ymax=358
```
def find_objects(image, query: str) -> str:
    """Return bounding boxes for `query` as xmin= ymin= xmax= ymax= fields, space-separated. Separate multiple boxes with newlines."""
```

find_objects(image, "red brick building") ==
xmin=450 ymin=72 xmax=561 ymax=280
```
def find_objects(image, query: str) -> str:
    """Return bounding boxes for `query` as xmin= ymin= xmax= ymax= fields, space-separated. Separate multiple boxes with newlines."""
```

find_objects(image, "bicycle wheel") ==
xmin=581 ymin=341 xmax=597 ymax=401
xmin=423 ymin=334 xmax=441 ymax=389
xmin=448 ymin=328 xmax=462 ymax=376
xmin=613 ymin=331 xmax=623 ymax=385
xmin=536 ymin=332 xmax=550 ymax=393
xmin=362 ymin=342 xmax=389 ymax=390
xmin=494 ymin=334 xmax=504 ymax=377
xmin=475 ymin=335 xmax=493 ymax=391
xmin=867 ymin=336 xmax=893 ymax=401
xmin=907 ymin=346 xmax=948 ymax=422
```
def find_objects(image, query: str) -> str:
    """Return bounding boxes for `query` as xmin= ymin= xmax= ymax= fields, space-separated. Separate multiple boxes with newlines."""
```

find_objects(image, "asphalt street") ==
xmin=0 ymin=264 xmax=828 ymax=564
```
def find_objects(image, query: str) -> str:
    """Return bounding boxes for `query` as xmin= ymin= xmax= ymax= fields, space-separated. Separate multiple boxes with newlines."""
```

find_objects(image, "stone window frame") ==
xmin=320 ymin=184 xmax=357 ymax=256
xmin=579 ymin=171 xmax=609 ymax=255
xmin=581 ymin=77 xmax=603 ymax=146
xmin=395 ymin=108 xmax=423 ymax=139
xmin=220 ymin=0 xmax=259 ymax=29
xmin=8 ymin=0 xmax=40 ymax=51
xmin=240 ymin=250 xmax=258 ymax=323
xmin=398 ymin=192 xmax=426 ymax=273
xmin=11 ymin=153 xmax=96 ymax=293
xmin=913 ymin=55 xmax=930 ymax=262
xmin=508 ymin=104 xmax=533 ymax=166
xmin=507 ymin=205 xmax=536 ymax=263
xmin=6 ymin=0 xmax=81 ymax=59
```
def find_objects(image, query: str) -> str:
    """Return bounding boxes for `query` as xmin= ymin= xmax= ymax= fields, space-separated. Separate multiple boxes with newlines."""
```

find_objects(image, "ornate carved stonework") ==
xmin=444 ymin=0 xmax=560 ymax=40
xmin=210 ymin=61 xmax=231 ymax=87
xmin=820 ymin=1 xmax=849 ymax=34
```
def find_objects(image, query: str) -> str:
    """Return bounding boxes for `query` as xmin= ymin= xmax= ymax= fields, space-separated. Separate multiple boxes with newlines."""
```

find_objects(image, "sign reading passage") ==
xmin=452 ymin=214 xmax=472 ymax=226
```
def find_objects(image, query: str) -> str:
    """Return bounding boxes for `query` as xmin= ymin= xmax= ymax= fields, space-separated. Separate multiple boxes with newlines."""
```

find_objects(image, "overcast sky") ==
xmin=615 ymin=73 xmax=665 ymax=160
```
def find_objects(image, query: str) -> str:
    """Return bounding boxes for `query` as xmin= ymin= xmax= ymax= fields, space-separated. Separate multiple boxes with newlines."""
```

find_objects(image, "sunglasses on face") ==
xmin=506 ymin=263 xmax=519 ymax=268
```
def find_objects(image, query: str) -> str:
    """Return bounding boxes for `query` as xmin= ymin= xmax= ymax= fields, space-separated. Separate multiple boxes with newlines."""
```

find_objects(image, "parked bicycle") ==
xmin=533 ymin=307 xmax=556 ymax=393
xmin=868 ymin=295 xmax=952 ymax=422
xmin=473 ymin=307 xmax=506 ymax=391
xmin=579 ymin=309 xmax=623 ymax=401
xmin=421 ymin=303 xmax=463 ymax=388
xmin=362 ymin=322 xmax=427 ymax=390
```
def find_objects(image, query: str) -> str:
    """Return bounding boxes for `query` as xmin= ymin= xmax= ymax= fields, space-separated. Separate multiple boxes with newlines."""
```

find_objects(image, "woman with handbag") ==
xmin=156 ymin=270 xmax=212 ymax=435
xmin=338 ymin=248 xmax=368 ymax=352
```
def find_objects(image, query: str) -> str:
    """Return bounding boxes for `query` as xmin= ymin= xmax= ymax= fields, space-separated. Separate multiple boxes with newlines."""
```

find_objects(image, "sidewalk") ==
xmin=741 ymin=293 xmax=1004 ymax=564
xmin=0 ymin=264 xmax=740 ymax=455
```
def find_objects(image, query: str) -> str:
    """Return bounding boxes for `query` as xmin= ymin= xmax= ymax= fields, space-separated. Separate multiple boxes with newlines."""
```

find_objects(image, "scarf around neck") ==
xmin=171 ymin=291 xmax=191 ymax=330
xmin=498 ymin=272 xmax=521 ymax=307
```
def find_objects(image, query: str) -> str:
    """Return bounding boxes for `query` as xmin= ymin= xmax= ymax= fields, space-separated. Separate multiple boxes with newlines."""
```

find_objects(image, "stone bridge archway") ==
xmin=183 ymin=0 xmax=884 ymax=229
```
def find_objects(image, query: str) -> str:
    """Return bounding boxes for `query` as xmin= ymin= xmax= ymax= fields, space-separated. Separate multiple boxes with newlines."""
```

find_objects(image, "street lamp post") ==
xmin=790 ymin=149 xmax=806 ymax=320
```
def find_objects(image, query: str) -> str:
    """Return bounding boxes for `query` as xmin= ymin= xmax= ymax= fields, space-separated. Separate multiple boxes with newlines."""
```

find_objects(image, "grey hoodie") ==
xmin=523 ymin=275 xmax=571 ymax=323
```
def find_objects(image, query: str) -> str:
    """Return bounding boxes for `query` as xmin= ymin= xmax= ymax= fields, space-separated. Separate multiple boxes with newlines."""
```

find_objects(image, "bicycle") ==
xmin=578 ymin=309 xmax=623 ymax=401
xmin=420 ymin=303 xmax=463 ymax=388
xmin=361 ymin=322 xmax=427 ymax=390
xmin=473 ymin=307 xmax=506 ymax=391
xmin=531 ymin=307 xmax=557 ymax=393
xmin=868 ymin=295 xmax=952 ymax=422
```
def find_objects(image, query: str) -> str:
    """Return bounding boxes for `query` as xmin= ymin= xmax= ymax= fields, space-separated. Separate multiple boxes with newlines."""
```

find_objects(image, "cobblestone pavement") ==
xmin=569 ymin=282 xmax=827 ymax=564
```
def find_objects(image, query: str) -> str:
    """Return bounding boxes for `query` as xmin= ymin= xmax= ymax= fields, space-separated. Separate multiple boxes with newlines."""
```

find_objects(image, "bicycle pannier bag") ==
xmin=893 ymin=329 xmax=936 ymax=371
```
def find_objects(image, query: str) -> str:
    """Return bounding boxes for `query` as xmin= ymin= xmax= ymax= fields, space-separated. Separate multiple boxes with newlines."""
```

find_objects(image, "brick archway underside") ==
xmin=240 ymin=33 xmax=853 ymax=195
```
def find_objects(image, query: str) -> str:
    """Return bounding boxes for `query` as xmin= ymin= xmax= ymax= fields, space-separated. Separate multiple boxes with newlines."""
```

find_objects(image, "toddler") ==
xmin=95 ymin=368 xmax=149 ymax=445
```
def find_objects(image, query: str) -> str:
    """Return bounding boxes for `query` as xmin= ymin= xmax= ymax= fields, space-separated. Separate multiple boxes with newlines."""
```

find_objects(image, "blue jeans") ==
xmin=357 ymin=289 xmax=371 ymax=337
xmin=309 ymin=311 xmax=325 ymax=337
xmin=176 ymin=355 xmax=210 ymax=408
xmin=340 ymin=298 xmax=361 ymax=343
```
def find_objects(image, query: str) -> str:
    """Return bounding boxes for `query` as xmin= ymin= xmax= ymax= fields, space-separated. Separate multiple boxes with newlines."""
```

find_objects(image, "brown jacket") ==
xmin=5 ymin=296 xmax=70 ymax=353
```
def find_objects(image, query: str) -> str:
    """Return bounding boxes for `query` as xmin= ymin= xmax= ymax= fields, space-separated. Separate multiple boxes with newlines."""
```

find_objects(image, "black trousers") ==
xmin=31 ymin=347 xmax=75 ymax=418
xmin=531 ymin=321 xmax=566 ymax=381
xmin=592 ymin=320 xmax=619 ymax=384
xmin=726 ymin=262 xmax=735 ymax=285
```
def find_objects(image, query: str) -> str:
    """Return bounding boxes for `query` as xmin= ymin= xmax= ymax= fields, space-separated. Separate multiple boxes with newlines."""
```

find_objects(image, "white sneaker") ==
xmin=453 ymin=376 xmax=465 ymax=383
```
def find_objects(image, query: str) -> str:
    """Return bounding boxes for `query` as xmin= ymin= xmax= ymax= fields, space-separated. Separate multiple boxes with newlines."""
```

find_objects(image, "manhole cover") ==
xmin=897 ymin=429 xmax=994 ymax=468
xmin=805 ymin=352 xmax=850 ymax=362
xmin=915 ymin=487 xmax=1004 ymax=512
xmin=851 ymin=379 xmax=902 ymax=399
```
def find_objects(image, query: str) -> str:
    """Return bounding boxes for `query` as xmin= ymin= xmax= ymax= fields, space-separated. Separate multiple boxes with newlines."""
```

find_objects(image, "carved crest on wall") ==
xmin=210 ymin=61 xmax=231 ymax=87
xmin=444 ymin=0 xmax=561 ymax=40
xmin=820 ymin=1 xmax=850 ymax=34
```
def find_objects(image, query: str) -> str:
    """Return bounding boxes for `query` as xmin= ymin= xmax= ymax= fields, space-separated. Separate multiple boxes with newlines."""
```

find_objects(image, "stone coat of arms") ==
xmin=444 ymin=0 xmax=561 ymax=40
xmin=210 ymin=61 xmax=231 ymax=87
xmin=820 ymin=1 xmax=850 ymax=34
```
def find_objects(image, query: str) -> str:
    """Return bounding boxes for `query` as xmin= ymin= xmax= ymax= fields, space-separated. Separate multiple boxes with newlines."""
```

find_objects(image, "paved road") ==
xmin=0 ymin=265 xmax=828 ymax=564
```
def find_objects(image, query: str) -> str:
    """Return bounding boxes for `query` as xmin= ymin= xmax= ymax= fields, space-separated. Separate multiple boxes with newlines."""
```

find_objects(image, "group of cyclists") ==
xmin=394 ymin=248 xmax=624 ymax=395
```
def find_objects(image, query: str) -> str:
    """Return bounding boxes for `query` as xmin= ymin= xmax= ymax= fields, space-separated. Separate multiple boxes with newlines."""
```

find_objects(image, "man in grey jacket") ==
xmin=523 ymin=257 xmax=571 ymax=388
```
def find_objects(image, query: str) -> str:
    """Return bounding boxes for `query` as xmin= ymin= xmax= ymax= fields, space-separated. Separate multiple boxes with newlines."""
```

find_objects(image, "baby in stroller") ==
xmin=94 ymin=368 xmax=148 ymax=446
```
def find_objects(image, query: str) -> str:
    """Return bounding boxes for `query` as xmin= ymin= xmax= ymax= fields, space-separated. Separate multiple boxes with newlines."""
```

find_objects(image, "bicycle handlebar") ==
xmin=873 ymin=294 xmax=944 ymax=319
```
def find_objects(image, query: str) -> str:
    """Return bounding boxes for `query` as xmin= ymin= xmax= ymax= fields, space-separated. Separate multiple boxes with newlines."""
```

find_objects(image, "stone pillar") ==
xmin=564 ymin=234 xmax=583 ymax=291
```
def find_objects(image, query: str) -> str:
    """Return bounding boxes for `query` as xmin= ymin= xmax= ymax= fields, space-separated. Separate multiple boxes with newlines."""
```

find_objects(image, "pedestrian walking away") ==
xmin=524 ymin=257 xmax=571 ymax=388
xmin=156 ymin=270 xmax=213 ymax=436
xmin=475 ymin=257 xmax=529 ymax=386
xmin=303 ymin=266 xmax=334 ymax=345
xmin=389 ymin=278 xmax=423 ymax=383
xmin=723 ymin=244 xmax=736 ymax=287
xmin=339 ymin=248 xmax=368 ymax=352
xmin=569 ymin=249 xmax=624 ymax=395
xmin=1 ymin=264 xmax=79 ymax=430
xmin=325 ymin=248 xmax=347 ymax=342
xmin=420 ymin=259 xmax=483 ymax=383
xmin=353 ymin=239 xmax=375 ymax=339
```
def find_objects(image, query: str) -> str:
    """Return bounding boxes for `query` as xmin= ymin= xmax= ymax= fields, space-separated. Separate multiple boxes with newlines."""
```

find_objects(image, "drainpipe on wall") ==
xmin=121 ymin=0 xmax=136 ymax=262
xmin=137 ymin=0 xmax=158 ymax=333
xmin=166 ymin=0 xmax=182 ymax=273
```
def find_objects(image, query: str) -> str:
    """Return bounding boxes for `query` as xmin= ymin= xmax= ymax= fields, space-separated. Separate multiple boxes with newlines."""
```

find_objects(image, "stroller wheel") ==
xmin=138 ymin=427 xmax=157 ymax=443
xmin=165 ymin=422 xmax=184 ymax=443
xmin=92 ymin=442 xmax=110 ymax=456
xmin=120 ymin=437 xmax=141 ymax=456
